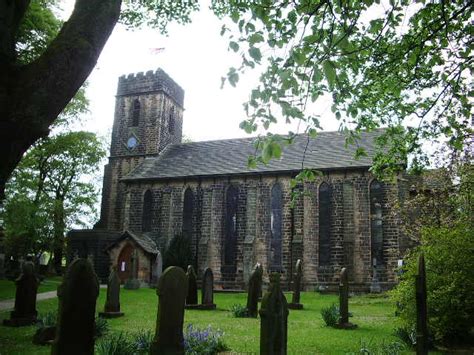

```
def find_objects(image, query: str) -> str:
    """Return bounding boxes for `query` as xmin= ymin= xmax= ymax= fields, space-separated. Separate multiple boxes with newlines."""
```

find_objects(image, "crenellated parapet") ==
xmin=117 ymin=68 xmax=185 ymax=107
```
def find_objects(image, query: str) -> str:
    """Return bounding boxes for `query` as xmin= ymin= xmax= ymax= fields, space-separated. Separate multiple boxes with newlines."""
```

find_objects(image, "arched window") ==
xmin=131 ymin=99 xmax=140 ymax=127
xmin=318 ymin=182 xmax=332 ymax=266
xmin=370 ymin=180 xmax=384 ymax=265
xmin=182 ymin=188 xmax=194 ymax=240
xmin=142 ymin=190 xmax=153 ymax=232
xmin=270 ymin=183 xmax=283 ymax=269
xmin=168 ymin=106 xmax=175 ymax=134
xmin=224 ymin=185 xmax=238 ymax=268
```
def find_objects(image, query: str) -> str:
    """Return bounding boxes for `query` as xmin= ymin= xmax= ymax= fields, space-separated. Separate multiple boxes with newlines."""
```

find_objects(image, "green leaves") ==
xmin=322 ymin=60 xmax=337 ymax=90
xmin=248 ymin=47 xmax=262 ymax=62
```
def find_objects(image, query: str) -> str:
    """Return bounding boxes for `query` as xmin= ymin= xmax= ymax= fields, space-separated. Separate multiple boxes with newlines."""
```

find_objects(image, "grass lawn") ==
xmin=0 ymin=277 xmax=62 ymax=301
xmin=0 ymin=288 xmax=411 ymax=354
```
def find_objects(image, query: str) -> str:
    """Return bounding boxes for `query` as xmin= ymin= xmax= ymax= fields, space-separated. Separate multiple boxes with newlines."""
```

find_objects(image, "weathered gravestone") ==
xmin=185 ymin=265 xmax=198 ymax=308
xmin=51 ymin=258 xmax=99 ymax=355
xmin=150 ymin=266 xmax=188 ymax=355
xmin=124 ymin=249 xmax=140 ymax=290
xmin=416 ymin=254 xmax=429 ymax=355
xmin=153 ymin=251 xmax=163 ymax=287
xmin=288 ymin=259 xmax=303 ymax=310
xmin=99 ymin=266 xmax=124 ymax=318
xmin=259 ymin=273 xmax=289 ymax=355
xmin=3 ymin=261 xmax=39 ymax=326
xmin=246 ymin=262 xmax=263 ymax=317
xmin=337 ymin=267 xmax=357 ymax=329
xmin=199 ymin=267 xmax=216 ymax=310
xmin=370 ymin=258 xmax=382 ymax=293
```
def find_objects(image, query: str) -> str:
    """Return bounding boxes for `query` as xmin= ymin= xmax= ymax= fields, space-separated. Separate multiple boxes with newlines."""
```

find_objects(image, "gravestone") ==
xmin=337 ymin=267 xmax=357 ymax=329
xmin=99 ymin=266 xmax=124 ymax=318
xmin=124 ymin=249 xmax=140 ymax=290
xmin=416 ymin=254 xmax=429 ymax=355
xmin=0 ymin=252 xmax=6 ymax=279
xmin=150 ymin=266 xmax=188 ymax=355
xmin=153 ymin=251 xmax=163 ymax=286
xmin=51 ymin=258 xmax=99 ymax=355
xmin=199 ymin=267 xmax=216 ymax=310
xmin=288 ymin=259 xmax=303 ymax=310
xmin=3 ymin=261 xmax=39 ymax=326
xmin=259 ymin=273 xmax=289 ymax=355
xmin=246 ymin=263 xmax=263 ymax=317
xmin=370 ymin=258 xmax=382 ymax=293
xmin=185 ymin=265 xmax=198 ymax=307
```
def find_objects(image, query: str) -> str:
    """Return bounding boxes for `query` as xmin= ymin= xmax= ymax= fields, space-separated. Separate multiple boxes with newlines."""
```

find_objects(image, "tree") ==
xmin=0 ymin=0 xmax=199 ymax=200
xmin=3 ymin=131 xmax=106 ymax=273
xmin=213 ymin=1 xmax=473 ymax=178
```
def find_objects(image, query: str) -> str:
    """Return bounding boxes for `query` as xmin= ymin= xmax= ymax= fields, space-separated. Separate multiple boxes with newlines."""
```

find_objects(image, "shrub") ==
xmin=390 ymin=223 xmax=474 ymax=345
xmin=131 ymin=329 xmax=153 ymax=354
xmin=354 ymin=338 xmax=405 ymax=355
xmin=95 ymin=332 xmax=134 ymax=355
xmin=229 ymin=304 xmax=249 ymax=318
xmin=163 ymin=234 xmax=194 ymax=271
xmin=321 ymin=303 xmax=339 ymax=327
xmin=94 ymin=317 xmax=109 ymax=338
xmin=393 ymin=326 xmax=415 ymax=348
xmin=184 ymin=324 xmax=229 ymax=355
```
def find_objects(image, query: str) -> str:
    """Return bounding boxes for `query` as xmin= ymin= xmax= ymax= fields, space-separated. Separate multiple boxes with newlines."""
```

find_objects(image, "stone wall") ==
xmin=112 ymin=169 xmax=406 ymax=291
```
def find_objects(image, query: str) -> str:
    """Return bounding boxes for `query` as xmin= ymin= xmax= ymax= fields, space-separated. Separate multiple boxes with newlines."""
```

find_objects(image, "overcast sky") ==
xmin=61 ymin=1 xmax=339 ymax=143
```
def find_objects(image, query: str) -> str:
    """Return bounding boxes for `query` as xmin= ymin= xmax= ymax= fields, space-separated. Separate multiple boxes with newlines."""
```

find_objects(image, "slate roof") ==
xmin=123 ymin=129 xmax=385 ymax=181
xmin=105 ymin=230 xmax=158 ymax=255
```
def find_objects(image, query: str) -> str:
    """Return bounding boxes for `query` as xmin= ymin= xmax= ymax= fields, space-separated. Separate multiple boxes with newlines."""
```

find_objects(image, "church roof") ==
xmin=105 ymin=230 xmax=158 ymax=255
xmin=123 ymin=129 xmax=385 ymax=181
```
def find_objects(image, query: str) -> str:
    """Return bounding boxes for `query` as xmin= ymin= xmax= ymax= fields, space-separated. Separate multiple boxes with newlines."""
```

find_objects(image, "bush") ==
xmin=321 ymin=303 xmax=339 ymax=327
xmin=96 ymin=332 xmax=135 ymax=355
xmin=184 ymin=324 xmax=229 ymax=355
xmin=131 ymin=329 xmax=153 ymax=353
xmin=353 ymin=338 xmax=405 ymax=355
xmin=94 ymin=317 xmax=109 ymax=338
xmin=393 ymin=326 xmax=416 ymax=348
xmin=163 ymin=235 xmax=194 ymax=271
xmin=391 ymin=223 xmax=474 ymax=345
xmin=229 ymin=304 xmax=249 ymax=318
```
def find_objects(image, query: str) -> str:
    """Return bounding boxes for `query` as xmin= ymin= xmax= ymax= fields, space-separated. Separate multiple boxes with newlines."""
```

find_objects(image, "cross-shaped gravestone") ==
xmin=99 ymin=266 xmax=124 ymax=318
xmin=259 ymin=273 xmax=289 ymax=355
xmin=150 ymin=266 xmax=188 ymax=355
xmin=337 ymin=267 xmax=357 ymax=329
xmin=51 ymin=258 xmax=99 ymax=355
xmin=288 ymin=259 xmax=303 ymax=310
xmin=3 ymin=261 xmax=39 ymax=327
xmin=124 ymin=249 xmax=140 ymax=290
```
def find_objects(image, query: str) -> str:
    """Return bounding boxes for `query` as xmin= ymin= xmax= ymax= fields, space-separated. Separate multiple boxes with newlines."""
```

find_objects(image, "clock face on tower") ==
xmin=127 ymin=136 xmax=138 ymax=150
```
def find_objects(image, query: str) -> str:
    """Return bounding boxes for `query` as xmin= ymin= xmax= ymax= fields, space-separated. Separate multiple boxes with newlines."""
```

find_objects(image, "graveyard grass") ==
xmin=0 ymin=289 xmax=403 ymax=354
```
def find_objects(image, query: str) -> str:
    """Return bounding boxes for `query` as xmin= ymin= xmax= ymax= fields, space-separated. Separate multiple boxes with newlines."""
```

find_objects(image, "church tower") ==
xmin=96 ymin=69 xmax=185 ymax=230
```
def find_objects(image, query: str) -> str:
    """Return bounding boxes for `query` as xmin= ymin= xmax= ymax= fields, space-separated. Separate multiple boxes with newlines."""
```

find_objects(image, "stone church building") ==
xmin=69 ymin=68 xmax=410 ymax=291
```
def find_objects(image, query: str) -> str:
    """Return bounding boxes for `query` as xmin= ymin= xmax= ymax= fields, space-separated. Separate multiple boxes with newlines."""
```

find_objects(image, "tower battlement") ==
xmin=117 ymin=68 xmax=184 ymax=107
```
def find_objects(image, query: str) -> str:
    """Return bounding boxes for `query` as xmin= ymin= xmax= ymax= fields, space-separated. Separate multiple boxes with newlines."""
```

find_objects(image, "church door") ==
xmin=117 ymin=244 xmax=135 ymax=283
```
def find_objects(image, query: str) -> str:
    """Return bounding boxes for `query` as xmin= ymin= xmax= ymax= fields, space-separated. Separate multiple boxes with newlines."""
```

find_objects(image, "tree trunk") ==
xmin=0 ymin=0 xmax=121 ymax=201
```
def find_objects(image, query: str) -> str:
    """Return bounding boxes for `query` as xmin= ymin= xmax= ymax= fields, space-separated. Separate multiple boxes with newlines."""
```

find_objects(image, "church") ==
xmin=68 ymin=68 xmax=411 ymax=292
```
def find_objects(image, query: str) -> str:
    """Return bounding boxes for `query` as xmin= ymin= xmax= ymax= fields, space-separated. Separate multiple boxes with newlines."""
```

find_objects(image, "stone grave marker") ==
xmin=153 ymin=251 xmax=163 ymax=286
xmin=51 ymin=258 xmax=99 ymax=355
xmin=124 ymin=249 xmax=140 ymax=290
xmin=416 ymin=254 xmax=429 ymax=355
xmin=337 ymin=267 xmax=357 ymax=329
xmin=3 ymin=261 xmax=39 ymax=326
xmin=246 ymin=262 xmax=263 ymax=317
xmin=288 ymin=259 xmax=303 ymax=310
xmin=259 ymin=273 xmax=289 ymax=355
xmin=199 ymin=267 xmax=216 ymax=310
xmin=150 ymin=266 xmax=188 ymax=355
xmin=99 ymin=266 xmax=124 ymax=318
xmin=185 ymin=265 xmax=198 ymax=308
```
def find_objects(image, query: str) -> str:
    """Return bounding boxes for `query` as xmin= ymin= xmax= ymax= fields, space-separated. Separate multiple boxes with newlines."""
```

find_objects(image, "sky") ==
xmin=61 ymin=1 xmax=339 ymax=143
